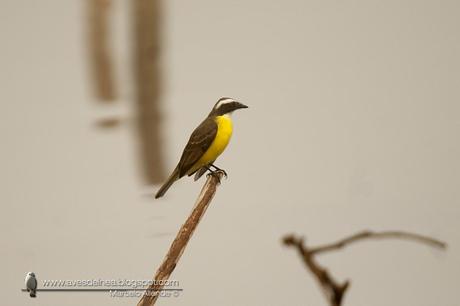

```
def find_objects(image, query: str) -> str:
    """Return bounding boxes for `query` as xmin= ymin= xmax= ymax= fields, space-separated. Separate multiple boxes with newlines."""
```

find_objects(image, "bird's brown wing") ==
xmin=177 ymin=117 xmax=217 ymax=177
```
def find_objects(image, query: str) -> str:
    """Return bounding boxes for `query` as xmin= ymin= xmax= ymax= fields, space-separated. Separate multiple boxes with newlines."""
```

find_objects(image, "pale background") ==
xmin=1 ymin=1 xmax=459 ymax=305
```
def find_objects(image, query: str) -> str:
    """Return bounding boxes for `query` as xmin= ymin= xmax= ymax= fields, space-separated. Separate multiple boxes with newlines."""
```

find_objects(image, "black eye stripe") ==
xmin=209 ymin=98 xmax=244 ymax=117
xmin=216 ymin=102 xmax=238 ymax=114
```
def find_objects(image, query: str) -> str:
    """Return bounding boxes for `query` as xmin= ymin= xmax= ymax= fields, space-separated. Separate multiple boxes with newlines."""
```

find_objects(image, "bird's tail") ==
xmin=30 ymin=291 xmax=36 ymax=298
xmin=155 ymin=167 xmax=180 ymax=199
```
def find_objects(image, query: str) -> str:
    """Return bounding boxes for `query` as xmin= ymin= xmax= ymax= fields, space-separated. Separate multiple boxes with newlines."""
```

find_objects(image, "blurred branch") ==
xmin=282 ymin=230 xmax=446 ymax=306
xmin=94 ymin=117 xmax=123 ymax=128
xmin=283 ymin=235 xmax=349 ymax=306
xmin=137 ymin=171 xmax=224 ymax=306
xmin=133 ymin=0 xmax=166 ymax=184
xmin=309 ymin=230 xmax=446 ymax=255
xmin=87 ymin=0 xmax=117 ymax=101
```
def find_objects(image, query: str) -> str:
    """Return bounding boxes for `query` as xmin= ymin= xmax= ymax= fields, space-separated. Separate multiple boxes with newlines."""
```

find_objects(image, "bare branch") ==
xmin=283 ymin=235 xmax=349 ymax=306
xmin=283 ymin=231 xmax=446 ymax=306
xmin=137 ymin=172 xmax=224 ymax=306
xmin=309 ymin=230 xmax=447 ymax=255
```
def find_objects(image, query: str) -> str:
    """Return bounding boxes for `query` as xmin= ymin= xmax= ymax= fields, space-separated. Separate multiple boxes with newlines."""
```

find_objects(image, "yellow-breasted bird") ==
xmin=155 ymin=97 xmax=248 ymax=198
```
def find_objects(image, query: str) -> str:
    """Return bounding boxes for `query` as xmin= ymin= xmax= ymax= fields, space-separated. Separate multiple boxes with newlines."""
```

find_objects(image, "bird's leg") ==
xmin=210 ymin=164 xmax=228 ymax=178
xmin=204 ymin=165 xmax=216 ymax=174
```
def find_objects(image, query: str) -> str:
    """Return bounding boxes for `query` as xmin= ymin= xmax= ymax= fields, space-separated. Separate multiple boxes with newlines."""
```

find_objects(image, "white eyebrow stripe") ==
xmin=216 ymin=98 xmax=235 ymax=109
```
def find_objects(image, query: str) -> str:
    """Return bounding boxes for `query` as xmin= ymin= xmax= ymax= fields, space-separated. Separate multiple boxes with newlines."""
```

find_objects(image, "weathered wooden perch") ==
xmin=283 ymin=230 xmax=446 ymax=306
xmin=137 ymin=171 xmax=224 ymax=306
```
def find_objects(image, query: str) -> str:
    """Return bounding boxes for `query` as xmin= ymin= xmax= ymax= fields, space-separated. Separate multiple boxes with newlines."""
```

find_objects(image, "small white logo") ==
xmin=25 ymin=272 xmax=37 ymax=298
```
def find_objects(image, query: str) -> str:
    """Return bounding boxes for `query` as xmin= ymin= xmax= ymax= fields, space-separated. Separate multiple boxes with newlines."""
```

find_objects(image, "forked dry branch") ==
xmin=283 ymin=230 xmax=446 ymax=306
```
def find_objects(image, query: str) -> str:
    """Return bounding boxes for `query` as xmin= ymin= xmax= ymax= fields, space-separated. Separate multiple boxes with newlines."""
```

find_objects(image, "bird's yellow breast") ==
xmin=188 ymin=115 xmax=233 ymax=174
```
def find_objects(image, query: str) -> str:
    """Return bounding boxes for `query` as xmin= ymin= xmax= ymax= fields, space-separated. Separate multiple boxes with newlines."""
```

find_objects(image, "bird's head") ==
xmin=209 ymin=97 xmax=248 ymax=117
xmin=27 ymin=272 xmax=35 ymax=277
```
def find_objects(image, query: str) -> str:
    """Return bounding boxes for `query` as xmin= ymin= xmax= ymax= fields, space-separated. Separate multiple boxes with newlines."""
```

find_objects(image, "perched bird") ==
xmin=25 ymin=272 xmax=37 ymax=298
xmin=155 ymin=97 xmax=248 ymax=198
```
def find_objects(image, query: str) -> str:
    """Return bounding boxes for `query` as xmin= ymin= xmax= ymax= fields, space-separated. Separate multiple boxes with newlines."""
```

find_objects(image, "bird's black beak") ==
xmin=234 ymin=102 xmax=248 ymax=110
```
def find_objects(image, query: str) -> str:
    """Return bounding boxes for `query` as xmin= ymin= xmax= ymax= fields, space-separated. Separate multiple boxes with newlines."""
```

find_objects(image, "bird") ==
xmin=25 ymin=272 xmax=37 ymax=298
xmin=155 ymin=97 xmax=248 ymax=198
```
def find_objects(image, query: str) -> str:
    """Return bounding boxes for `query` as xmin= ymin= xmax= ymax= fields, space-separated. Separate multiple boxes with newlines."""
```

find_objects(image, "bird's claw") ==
xmin=206 ymin=169 xmax=227 ymax=183
xmin=209 ymin=164 xmax=228 ymax=179
xmin=215 ymin=169 xmax=227 ymax=179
